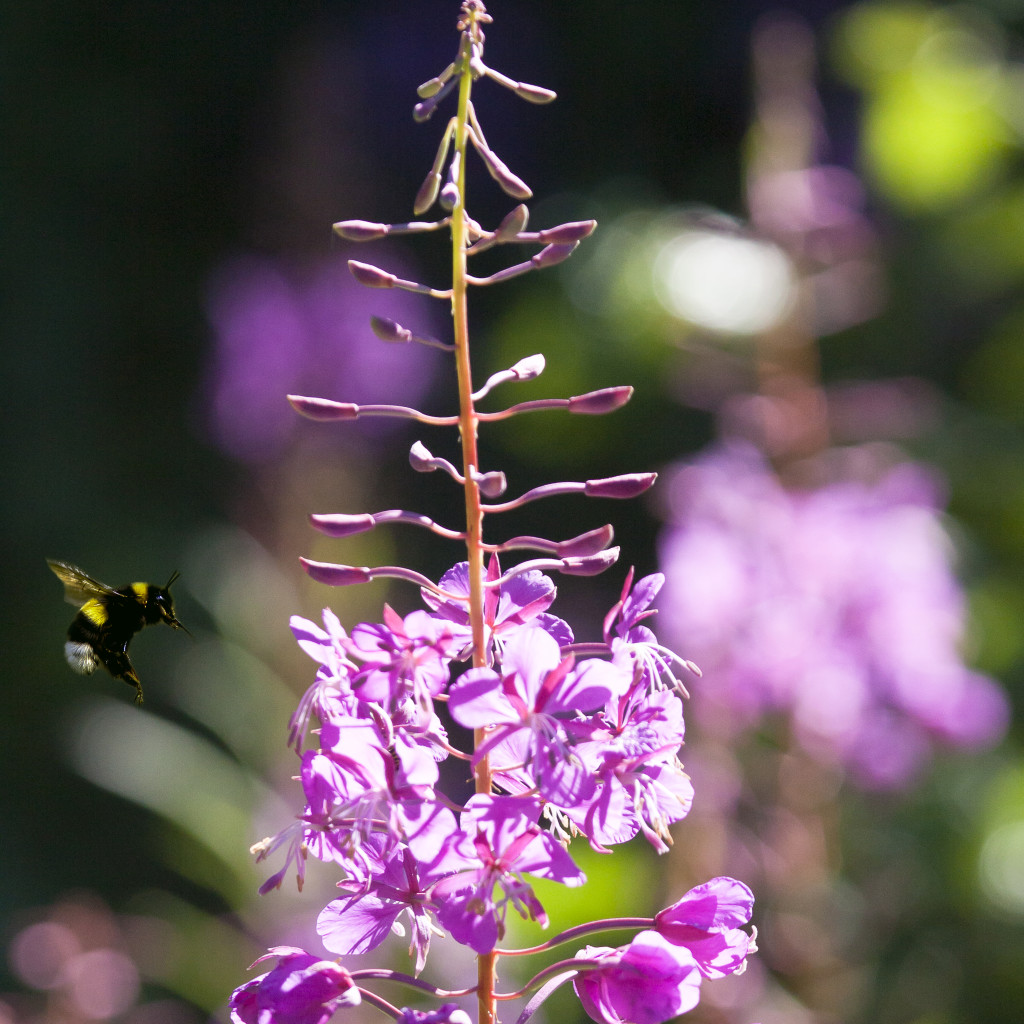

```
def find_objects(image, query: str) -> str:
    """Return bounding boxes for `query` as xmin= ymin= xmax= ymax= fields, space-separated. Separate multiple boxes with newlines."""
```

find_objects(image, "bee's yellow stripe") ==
xmin=132 ymin=583 xmax=148 ymax=602
xmin=80 ymin=598 xmax=108 ymax=626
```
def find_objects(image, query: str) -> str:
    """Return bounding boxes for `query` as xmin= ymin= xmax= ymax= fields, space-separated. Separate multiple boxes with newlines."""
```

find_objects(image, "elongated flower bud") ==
xmin=417 ymin=63 xmax=455 ymax=98
xmin=333 ymin=219 xmax=390 ymax=241
xmin=475 ymin=145 xmax=532 ymax=200
xmin=496 ymin=204 xmax=530 ymax=239
xmin=309 ymin=513 xmax=377 ymax=538
xmin=561 ymin=548 xmax=621 ymax=575
xmin=584 ymin=473 xmax=658 ymax=499
xmin=537 ymin=220 xmax=598 ymax=244
xmin=288 ymin=395 xmax=358 ymax=421
xmin=299 ymin=558 xmax=373 ymax=586
xmin=569 ymin=386 xmax=634 ymax=415
xmin=556 ymin=524 xmax=616 ymax=557
xmin=531 ymin=242 xmax=578 ymax=269
xmin=348 ymin=261 xmax=397 ymax=288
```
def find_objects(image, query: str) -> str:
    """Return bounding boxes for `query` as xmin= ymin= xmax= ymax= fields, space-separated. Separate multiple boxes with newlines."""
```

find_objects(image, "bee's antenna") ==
xmin=165 ymin=570 xmax=181 ymax=590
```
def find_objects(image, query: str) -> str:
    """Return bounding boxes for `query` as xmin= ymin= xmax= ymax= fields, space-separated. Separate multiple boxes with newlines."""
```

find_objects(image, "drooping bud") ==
xmin=415 ymin=121 xmax=456 ymax=215
xmin=472 ymin=140 xmax=532 ymax=200
xmin=415 ymin=172 xmax=443 ymax=217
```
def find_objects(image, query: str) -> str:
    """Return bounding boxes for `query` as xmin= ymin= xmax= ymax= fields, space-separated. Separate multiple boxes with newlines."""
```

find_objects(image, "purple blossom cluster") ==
xmin=658 ymin=442 xmax=1009 ymax=788
xmin=232 ymin=565 xmax=755 ymax=1023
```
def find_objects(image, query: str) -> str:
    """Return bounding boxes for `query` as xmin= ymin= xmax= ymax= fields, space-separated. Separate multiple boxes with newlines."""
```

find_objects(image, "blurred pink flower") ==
xmin=203 ymin=252 xmax=441 ymax=462
xmin=658 ymin=443 xmax=1008 ymax=788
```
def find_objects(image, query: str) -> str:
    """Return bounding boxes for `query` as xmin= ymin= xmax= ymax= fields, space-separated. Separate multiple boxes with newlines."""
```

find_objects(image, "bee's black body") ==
xmin=47 ymin=559 xmax=189 ymax=704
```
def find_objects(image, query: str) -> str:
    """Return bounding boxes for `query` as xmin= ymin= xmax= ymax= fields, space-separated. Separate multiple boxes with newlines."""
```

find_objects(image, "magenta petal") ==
xmin=448 ymin=667 xmax=513 ymax=729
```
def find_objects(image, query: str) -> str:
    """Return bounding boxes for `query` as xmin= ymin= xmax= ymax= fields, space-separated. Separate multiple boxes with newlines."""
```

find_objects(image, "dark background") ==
xmin=3 ymin=2 xmax=1024 ymax=1022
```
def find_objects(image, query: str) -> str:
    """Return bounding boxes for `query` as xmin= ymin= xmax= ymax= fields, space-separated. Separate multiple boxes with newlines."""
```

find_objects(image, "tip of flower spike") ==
xmin=300 ymin=558 xmax=373 ymax=586
xmin=288 ymin=395 xmax=359 ymax=421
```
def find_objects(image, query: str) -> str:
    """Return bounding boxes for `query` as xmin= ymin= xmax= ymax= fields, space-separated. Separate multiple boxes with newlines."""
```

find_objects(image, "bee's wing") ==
xmin=47 ymin=559 xmax=117 ymax=606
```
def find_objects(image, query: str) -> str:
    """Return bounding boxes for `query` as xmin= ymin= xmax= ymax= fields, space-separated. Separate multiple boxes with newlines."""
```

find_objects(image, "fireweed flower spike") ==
xmin=233 ymin=5 xmax=755 ymax=1024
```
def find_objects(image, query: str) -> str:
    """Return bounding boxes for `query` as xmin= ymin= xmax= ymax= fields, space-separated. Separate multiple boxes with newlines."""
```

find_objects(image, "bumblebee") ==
xmin=47 ymin=559 xmax=190 ymax=704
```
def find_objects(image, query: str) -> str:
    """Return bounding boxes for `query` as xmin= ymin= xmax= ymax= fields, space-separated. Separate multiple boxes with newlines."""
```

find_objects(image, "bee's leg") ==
xmin=121 ymin=659 xmax=144 ymax=705
xmin=104 ymin=651 xmax=145 ymax=704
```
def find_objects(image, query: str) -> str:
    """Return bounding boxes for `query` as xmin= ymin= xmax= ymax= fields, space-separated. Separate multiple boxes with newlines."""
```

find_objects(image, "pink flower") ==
xmin=654 ymin=876 xmax=756 ymax=978
xmin=229 ymin=947 xmax=360 ymax=1024
xmin=573 ymin=932 xmax=702 ymax=1024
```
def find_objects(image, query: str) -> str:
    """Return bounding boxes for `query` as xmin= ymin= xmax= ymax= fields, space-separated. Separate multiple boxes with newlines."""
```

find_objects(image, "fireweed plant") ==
xmin=228 ymin=6 xmax=756 ymax=1024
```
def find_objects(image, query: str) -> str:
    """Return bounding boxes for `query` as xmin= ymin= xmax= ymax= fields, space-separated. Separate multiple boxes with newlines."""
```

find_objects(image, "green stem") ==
xmin=451 ymin=13 xmax=496 ymax=1024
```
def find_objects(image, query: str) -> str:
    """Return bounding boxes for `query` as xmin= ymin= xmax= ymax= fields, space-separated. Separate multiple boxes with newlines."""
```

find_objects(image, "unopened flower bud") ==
xmin=510 ymin=354 xmax=545 ymax=380
xmin=332 ymin=219 xmax=390 ymax=241
xmin=514 ymin=82 xmax=557 ymax=104
xmin=475 ymin=470 xmax=507 ymax=497
xmin=561 ymin=548 xmax=621 ymax=576
xmin=569 ymin=386 xmax=634 ymax=415
xmin=473 ymin=140 xmax=532 ymax=200
xmin=300 ymin=558 xmax=373 ymax=586
xmin=415 ymin=171 xmax=443 ymax=216
xmin=440 ymin=182 xmax=460 ymax=210
xmin=409 ymin=440 xmax=436 ymax=472
xmin=417 ymin=64 xmax=455 ymax=98
xmin=531 ymin=242 xmax=578 ymax=269
xmin=288 ymin=395 xmax=358 ymax=421
xmin=556 ymin=525 xmax=616 ymax=557
xmin=370 ymin=316 xmax=413 ymax=344
xmin=538 ymin=220 xmax=597 ymax=244
xmin=496 ymin=204 xmax=530 ymax=239
xmin=348 ymin=261 xmax=397 ymax=288
xmin=584 ymin=474 xmax=658 ymax=499
xmin=309 ymin=513 xmax=377 ymax=538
